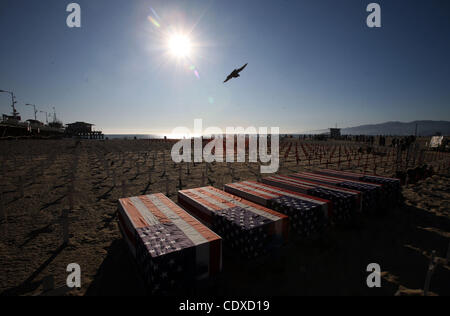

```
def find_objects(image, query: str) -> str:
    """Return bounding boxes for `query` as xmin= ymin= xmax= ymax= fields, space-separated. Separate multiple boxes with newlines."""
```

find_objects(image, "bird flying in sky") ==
xmin=223 ymin=63 xmax=248 ymax=83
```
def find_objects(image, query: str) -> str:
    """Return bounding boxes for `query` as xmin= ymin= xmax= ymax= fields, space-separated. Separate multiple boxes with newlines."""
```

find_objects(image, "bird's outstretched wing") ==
xmin=236 ymin=63 xmax=248 ymax=73
xmin=223 ymin=71 xmax=234 ymax=83
xmin=223 ymin=63 xmax=247 ymax=83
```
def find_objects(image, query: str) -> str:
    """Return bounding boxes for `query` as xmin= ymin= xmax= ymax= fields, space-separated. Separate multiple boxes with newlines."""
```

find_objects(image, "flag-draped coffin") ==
xmin=178 ymin=186 xmax=289 ymax=258
xmin=224 ymin=181 xmax=331 ymax=237
xmin=289 ymin=172 xmax=383 ymax=213
xmin=312 ymin=169 xmax=401 ymax=206
xmin=118 ymin=193 xmax=222 ymax=294
xmin=262 ymin=175 xmax=361 ymax=223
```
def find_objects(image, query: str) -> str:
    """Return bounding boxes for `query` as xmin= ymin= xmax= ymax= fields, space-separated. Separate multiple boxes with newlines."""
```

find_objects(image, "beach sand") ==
xmin=0 ymin=138 xmax=449 ymax=296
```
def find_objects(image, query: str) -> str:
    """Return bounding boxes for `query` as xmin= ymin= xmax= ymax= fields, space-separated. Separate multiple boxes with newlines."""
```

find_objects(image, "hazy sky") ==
xmin=0 ymin=0 xmax=449 ymax=134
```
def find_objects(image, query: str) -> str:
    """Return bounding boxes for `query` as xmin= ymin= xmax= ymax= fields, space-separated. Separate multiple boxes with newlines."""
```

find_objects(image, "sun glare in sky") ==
xmin=168 ymin=34 xmax=192 ymax=58
xmin=146 ymin=7 xmax=201 ymax=78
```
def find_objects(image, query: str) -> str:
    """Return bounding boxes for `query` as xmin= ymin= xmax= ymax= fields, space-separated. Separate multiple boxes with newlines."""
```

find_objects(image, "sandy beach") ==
xmin=0 ymin=138 xmax=449 ymax=296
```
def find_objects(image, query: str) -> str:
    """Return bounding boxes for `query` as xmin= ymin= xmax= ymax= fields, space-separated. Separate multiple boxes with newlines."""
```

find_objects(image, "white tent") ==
xmin=429 ymin=136 xmax=444 ymax=148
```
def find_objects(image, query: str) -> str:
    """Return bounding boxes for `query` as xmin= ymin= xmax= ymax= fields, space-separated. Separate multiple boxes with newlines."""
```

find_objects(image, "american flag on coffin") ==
xmin=118 ymin=193 xmax=222 ymax=294
xmin=178 ymin=186 xmax=289 ymax=259
xmin=262 ymin=175 xmax=361 ymax=224
xmin=312 ymin=169 xmax=401 ymax=206
xmin=289 ymin=172 xmax=383 ymax=214
xmin=224 ymin=181 xmax=331 ymax=237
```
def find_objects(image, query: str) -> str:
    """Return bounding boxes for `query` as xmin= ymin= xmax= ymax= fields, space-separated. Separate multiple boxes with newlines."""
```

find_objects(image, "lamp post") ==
xmin=25 ymin=103 xmax=38 ymax=121
xmin=0 ymin=90 xmax=20 ymax=119
xmin=51 ymin=106 xmax=57 ymax=123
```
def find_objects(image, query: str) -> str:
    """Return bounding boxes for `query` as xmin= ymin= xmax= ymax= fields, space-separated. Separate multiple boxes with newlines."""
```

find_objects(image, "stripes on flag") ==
xmin=178 ymin=186 xmax=289 ymax=258
xmin=118 ymin=193 xmax=222 ymax=294
xmin=225 ymin=181 xmax=331 ymax=237
xmin=262 ymin=175 xmax=360 ymax=223
xmin=289 ymin=172 xmax=383 ymax=213
xmin=312 ymin=169 xmax=402 ymax=207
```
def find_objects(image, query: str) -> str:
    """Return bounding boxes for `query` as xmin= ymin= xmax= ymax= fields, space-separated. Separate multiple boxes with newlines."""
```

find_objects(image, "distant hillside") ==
xmin=341 ymin=121 xmax=450 ymax=136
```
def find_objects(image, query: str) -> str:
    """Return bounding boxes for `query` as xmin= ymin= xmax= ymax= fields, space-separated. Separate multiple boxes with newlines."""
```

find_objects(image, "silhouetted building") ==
xmin=329 ymin=128 xmax=341 ymax=139
xmin=66 ymin=122 xmax=93 ymax=134
xmin=2 ymin=114 xmax=21 ymax=123
xmin=66 ymin=121 xmax=103 ymax=139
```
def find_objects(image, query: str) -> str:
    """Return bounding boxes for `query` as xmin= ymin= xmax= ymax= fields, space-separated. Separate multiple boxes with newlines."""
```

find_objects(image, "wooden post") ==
xmin=161 ymin=152 xmax=166 ymax=177
xmin=112 ymin=169 xmax=117 ymax=187
xmin=396 ymin=147 xmax=401 ymax=173
xmin=67 ymin=185 xmax=74 ymax=210
xmin=230 ymin=165 xmax=235 ymax=182
xmin=201 ymin=171 xmax=205 ymax=186
xmin=424 ymin=250 xmax=437 ymax=296
xmin=178 ymin=166 xmax=183 ymax=190
xmin=364 ymin=154 xmax=368 ymax=174
xmin=186 ymin=162 xmax=190 ymax=175
xmin=412 ymin=144 xmax=418 ymax=168
xmin=0 ymin=191 xmax=7 ymax=237
xmin=152 ymin=152 xmax=156 ymax=170
xmin=148 ymin=167 xmax=152 ymax=184
xmin=405 ymin=144 xmax=411 ymax=171
xmin=57 ymin=209 xmax=78 ymax=245
xmin=165 ymin=176 xmax=170 ymax=196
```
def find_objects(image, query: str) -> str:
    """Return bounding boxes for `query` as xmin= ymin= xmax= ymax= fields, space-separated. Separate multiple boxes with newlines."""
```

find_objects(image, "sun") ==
xmin=168 ymin=34 xmax=192 ymax=58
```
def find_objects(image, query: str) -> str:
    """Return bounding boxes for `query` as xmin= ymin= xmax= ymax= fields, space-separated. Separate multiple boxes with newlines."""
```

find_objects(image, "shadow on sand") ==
xmin=85 ymin=239 xmax=149 ymax=296
xmin=1 ymin=243 xmax=67 ymax=296
xmin=84 ymin=204 xmax=450 ymax=296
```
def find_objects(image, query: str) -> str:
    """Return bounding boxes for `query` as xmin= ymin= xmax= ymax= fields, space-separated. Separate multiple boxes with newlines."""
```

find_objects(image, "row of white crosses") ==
xmin=4 ymin=146 xmax=78 ymax=245
xmin=105 ymin=146 xmax=277 ymax=198
xmin=4 ymin=147 xmax=58 ymax=230
xmin=117 ymin=150 xmax=163 ymax=196
xmin=43 ymin=149 xmax=81 ymax=246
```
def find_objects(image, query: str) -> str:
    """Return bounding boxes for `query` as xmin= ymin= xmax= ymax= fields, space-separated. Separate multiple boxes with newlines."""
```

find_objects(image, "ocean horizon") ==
xmin=104 ymin=133 xmax=310 ymax=140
